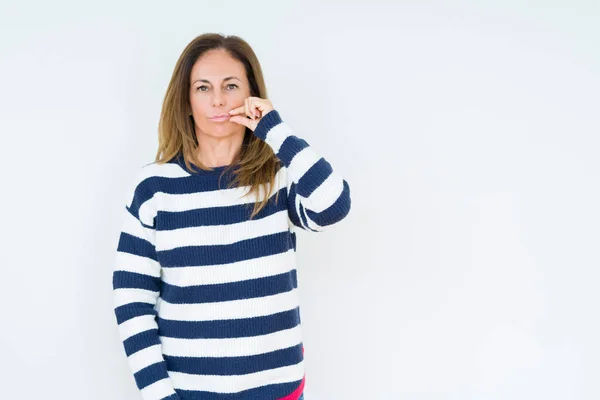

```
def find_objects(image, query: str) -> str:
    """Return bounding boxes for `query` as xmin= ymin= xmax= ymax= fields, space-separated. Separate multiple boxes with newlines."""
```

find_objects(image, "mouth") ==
xmin=209 ymin=113 xmax=231 ymax=122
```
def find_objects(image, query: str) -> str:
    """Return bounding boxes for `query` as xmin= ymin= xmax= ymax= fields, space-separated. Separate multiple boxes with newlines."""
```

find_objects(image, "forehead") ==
xmin=190 ymin=50 xmax=246 ymax=82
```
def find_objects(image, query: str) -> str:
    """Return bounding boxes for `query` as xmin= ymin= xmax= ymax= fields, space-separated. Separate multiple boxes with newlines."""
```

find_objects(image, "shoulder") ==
xmin=127 ymin=157 xmax=194 ymax=201
xmin=124 ymin=161 xmax=174 ymax=204
xmin=131 ymin=159 xmax=190 ymax=189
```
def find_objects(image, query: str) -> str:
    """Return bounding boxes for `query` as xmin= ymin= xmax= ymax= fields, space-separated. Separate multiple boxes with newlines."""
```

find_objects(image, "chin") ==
xmin=197 ymin=121 xmax=243 ymax=137
xmin=207 ymin=126 xmax=241 ymax=137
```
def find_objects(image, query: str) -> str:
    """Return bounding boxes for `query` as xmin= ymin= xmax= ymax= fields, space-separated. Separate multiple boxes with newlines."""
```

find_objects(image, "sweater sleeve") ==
xmin=253 ymin=110 xmax=351 ymax=232
xmin=112 ymin=168 xmax=181 ymax=400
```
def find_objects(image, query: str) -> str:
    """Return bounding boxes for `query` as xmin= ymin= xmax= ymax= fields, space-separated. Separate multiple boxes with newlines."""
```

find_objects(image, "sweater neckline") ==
xmin=170 ymin=153 xmax=236 ymax=177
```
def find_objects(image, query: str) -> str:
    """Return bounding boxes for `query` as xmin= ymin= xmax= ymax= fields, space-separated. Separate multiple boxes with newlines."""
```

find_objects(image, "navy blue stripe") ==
xmin=117 ymin=232 xmax=157 ymax=261
xmin=129 ymin=176 xmax=218 ymax=198
xmin=176 ymin=379 xmax=303 ymax=400
xmin=127 ymin=179 xmax=158 ymax=221
xmin=158 ymin=307 xmax=301 ymax=339
xmin=157 ymin=187 xmax=287 ymax=230
xmin=296 ymin=157 xmax=332 ymax=198
xmin=253 ymin=109 xmax=283 ymax=141
xmin=161 ymin=270 xmax=297 ymax=304
xmin=277 ymin=135 xmax=310 ymax=167
xmin=157 ymin=231 xmax=293 ymax=268
xmin=113 ymin=270 xmax=161 ymax=292
xmin=162 ymin=395 xmax=179 ymax=400
xmin=305 ymin=179 xmax=352 ymax=227
xmin=132 ymin=173 xmax=239 ymax=197
xmin=114 ymin=302 xmax=157 ymax=324
xmin=133 ymin=171 xmax=287 ymax=197
xmin=164 ymin=343 xmax=303 ymax=376
xmin=134 ymin=361 xmax=170 ymax=389
xmin=124 ymin=329 xmax=160 ymax=356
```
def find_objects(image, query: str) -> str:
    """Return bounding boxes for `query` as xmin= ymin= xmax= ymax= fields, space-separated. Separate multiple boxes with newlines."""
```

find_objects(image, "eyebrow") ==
xmin=192 ymin=76 xmax=241 ymax=85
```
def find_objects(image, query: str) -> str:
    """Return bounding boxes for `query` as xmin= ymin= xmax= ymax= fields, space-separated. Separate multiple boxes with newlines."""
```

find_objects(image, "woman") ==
xmin=112 ymin=33 xmax=351 ymax=400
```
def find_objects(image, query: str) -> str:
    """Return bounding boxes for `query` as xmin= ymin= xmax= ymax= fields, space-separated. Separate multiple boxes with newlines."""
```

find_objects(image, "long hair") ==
xmin=155 ymin=33 xmax=281 ymax=219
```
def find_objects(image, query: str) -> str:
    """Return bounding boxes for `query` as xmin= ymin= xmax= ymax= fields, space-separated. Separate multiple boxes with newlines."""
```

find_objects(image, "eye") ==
xmin=227 ymin=84 xmax=238 ymax=90
xmin=197 ymin=85 xmax=208 ymax=92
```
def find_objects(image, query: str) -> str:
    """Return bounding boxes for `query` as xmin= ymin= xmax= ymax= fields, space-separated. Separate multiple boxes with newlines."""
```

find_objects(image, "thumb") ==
xmin=229 ymin=115 xmax=258 ymax=131
xmin=229 ymin=115 xmax=250 ymax=127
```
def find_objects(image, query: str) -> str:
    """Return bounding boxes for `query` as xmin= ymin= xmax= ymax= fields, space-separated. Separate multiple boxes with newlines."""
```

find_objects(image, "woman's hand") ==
xmin=228 ymin=96 xmax=275 ymax=131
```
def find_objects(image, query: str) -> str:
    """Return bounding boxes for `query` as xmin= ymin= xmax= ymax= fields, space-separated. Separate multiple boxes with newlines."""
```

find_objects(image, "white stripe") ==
xmin=160 ymin=325 xmax=302 ymax=357
xmin=160 ymin=168 xmax=286 ymax=212
xmin=170 ymin=361 xmax=304 ymax=393
xmin=137 ymin=195 xmax=158 ymax=227
xmin=156 ymin=288 xmax=300 ymax=321
xmin=264 ymin=122 xmax=294 ymax=154
xmin=118 ymin=315 xmax=158 ymax=341
xmin=141 ymin=162 xmax=192 ymax=180
xmin=156 ymin=210 xmax=289 ymax=251
xmin=114 ymin=288 xmax=159 ymax=308
xmin=287 ymin=146 xmax=320 ymax=184
xmin=162 ymin=187 xmax=255 ymax=212
xmin=299 ymin=171 xmax=345 ymax=213
xmin=161 ymin=249 xmax=296 ymax=286
xmin=161 ymin=325 xmax=303 ymax=358
xmin=114 ymin=251 xmax=161 ymax=278
xmin=127 ymin=344 xmax=166 ymax=373
xmin=120 ymin=206 xmax=155 ymax=240
xmin=140 ymin=377 xmax=178 ymax=400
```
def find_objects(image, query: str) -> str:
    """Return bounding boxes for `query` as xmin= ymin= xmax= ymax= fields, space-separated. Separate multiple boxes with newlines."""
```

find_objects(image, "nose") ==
xmin=212 ymin=91 xmax=224 ymax=107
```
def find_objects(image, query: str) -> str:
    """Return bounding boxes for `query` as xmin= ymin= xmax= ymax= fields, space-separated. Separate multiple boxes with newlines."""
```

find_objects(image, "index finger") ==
xmin=228 ymin=106 xmax=245 ymax=115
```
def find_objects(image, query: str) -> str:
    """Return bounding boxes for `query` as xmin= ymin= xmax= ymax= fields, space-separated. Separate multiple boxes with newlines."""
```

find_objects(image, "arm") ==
xmin=253 ymin=110 xmax=352 ymax=232
xmin=112 ymin=169 xmax=181 ymax=400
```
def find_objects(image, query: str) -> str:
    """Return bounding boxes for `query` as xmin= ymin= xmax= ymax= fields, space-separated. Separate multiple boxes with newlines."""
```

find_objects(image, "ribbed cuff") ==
xmin=254 ymin=109 xmax=283 ymax=140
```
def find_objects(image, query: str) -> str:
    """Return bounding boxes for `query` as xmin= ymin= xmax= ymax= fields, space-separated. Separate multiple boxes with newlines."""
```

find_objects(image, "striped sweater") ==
xmin=112 ymin=110 xmax=351 ymax=400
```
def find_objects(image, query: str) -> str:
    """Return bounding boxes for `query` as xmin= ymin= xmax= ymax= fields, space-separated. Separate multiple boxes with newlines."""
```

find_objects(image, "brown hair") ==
xmin=155 ymin=33 xmax=281 ymax=219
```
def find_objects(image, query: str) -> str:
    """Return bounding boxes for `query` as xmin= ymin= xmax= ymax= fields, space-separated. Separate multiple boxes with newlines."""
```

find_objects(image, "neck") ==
xmin=195 ymin=129 xmax=245 ymax=167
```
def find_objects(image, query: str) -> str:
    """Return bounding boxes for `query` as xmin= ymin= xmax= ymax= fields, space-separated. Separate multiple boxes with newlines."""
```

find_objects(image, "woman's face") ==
xmin=188 ymin=49 xmax=251 ymax=138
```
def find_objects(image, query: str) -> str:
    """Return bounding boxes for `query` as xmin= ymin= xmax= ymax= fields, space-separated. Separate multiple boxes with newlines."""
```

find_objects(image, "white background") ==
xmin=1 ymin=0 xmax=599 ymax=399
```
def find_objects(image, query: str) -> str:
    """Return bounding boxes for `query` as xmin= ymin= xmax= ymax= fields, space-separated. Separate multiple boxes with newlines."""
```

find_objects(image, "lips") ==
xmin=210 ymin=114 xmax=230 ymax=122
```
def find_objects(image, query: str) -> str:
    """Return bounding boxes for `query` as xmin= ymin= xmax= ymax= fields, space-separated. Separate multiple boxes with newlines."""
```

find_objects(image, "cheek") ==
xmin=231 ymin=90 xmax=250 ymax=103
xmin=189 ymin=95 xmax=209 ymax=112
